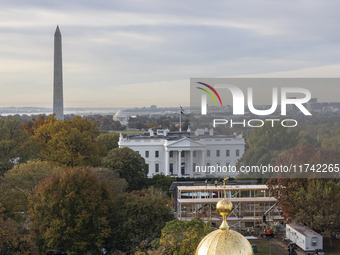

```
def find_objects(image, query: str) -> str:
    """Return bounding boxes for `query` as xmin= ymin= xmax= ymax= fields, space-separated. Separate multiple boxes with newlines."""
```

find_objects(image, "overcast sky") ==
xmin=1 ymin=0 xmax=340 ymax=108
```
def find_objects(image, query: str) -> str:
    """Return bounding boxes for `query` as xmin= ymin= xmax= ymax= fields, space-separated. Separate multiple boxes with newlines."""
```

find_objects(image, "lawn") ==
xmin=249 ymin=238 xmax=287 ymax=255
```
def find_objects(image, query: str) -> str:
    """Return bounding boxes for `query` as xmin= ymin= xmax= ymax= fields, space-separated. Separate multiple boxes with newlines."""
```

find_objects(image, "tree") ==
xmin=238 ymin=123 xmax=298 ymax=168
xmin=103 ymin=147 xmax=148 ymax=191
xmin=111 ymin=188 xmax=173 ymax=253
xmin=150 ymin=218 xmax=213 ymax=255
xmin=268 ymin=144 xmax=340 ymax=246
xmin=0 ymin=117 xmax=33 ymax=174
xmin=30 ymin=116 xmax=107 ymax=167
xmin=293 ymin=180 xmax=340 ymax=241
xmin=322 ymin=128 xmax=340 ymax=150
xmin=150 ymin=174 xmax=176 ymax=195
xmin=0 ymin=160 xmax=62 ymax=221
xmin=0 ymin=203 xmax=32 ymax=255
xmin=268 ymin=178 xmax=340 ymax=247
xmin=29 ymin=168 xmax=115 ymax=255
xmin=89 ymin=167 xmax=128 ymax=195
xmin=97 ymin=133 xmax=120 ymax=152
xmin=237 ymin=123 xmax=299 ymax=179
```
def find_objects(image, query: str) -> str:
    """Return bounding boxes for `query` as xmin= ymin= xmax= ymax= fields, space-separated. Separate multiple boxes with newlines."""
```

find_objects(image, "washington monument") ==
xmin=53 ymin=26 xmax=64 ymax=120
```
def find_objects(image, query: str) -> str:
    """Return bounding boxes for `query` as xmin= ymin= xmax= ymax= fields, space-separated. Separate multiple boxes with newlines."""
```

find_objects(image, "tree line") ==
xmin=0 ymin=115 xmax=211 ymax=254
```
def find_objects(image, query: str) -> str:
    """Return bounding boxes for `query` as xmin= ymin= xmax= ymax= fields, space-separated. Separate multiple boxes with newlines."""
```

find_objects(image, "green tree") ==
xmin=0 ymin=117 xmax=33 ymax=174
xmin=103 ymin=147 xmax=148 ymax=191
xmin=293 ymin=180 xmax=340 ymax=243
xmin=150 ymin=218 xmax=213 ymax=255
xmin=0 ymin=203 xmax=32 ymax=255
xmin=0 ymin=160 xmax=62 ymax=221
xmin=29 ymin=168 xmax=114 ymax=255
xmin=97 ymin=133 xmax=120 ymax=152
xmin=89 ymin=167 xmax=128 ymax=195
xmin=111 ymin=188 xmax=173 ymax=253
xmin=237 ymin=123 xmax=298 ymax=178
xmin=150 ymin=174 xmax=176 ymax=195
xmin=297 ymin=131 xmax=320 ymax=147
xmin=31 ymin=116 xmax=107 ymax=167
xmin=322 ymin=128 xmax=340 ymax=150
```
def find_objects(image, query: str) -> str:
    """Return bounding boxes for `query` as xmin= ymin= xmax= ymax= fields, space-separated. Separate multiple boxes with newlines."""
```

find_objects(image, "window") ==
xmin=216 ymin=150 xmax=220 ymax=157
xmin=155 ymin=150 xmax=159 ymax=158
xmin=236 ymin=149 xmax=240 ymax=157
xmin=155 ymin=163 xmax=159 ymax=173
xmin=193 ymin=151 xmax=196 ymax=157
xmin=170 ymin=163 xmax=174 ymax=174
xmin=193 ymin=163 xmax=197 ymax=171
xmin=312 ymin=237 xmax=317 ymax=246
xmin=207 ymin=163 xmax=210 ymax=167
xmin=226 ymin=150 xmax=230 ymax=157
xmin=181 ymin=151 xmax=185 ymax=157
xmin=145 ymin=151 xmax=149 ymax=158
xmin=207 ymin=150 xmax=210 ymax=157
xmin=170 ymin=151 xmax=174 ymax=157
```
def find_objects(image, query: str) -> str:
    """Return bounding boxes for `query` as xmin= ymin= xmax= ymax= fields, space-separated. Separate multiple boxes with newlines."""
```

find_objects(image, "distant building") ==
xmin=118 ymin=128 xmax=245 ymax=178
xmin=113 ymin=110 xmax=129 ymax=126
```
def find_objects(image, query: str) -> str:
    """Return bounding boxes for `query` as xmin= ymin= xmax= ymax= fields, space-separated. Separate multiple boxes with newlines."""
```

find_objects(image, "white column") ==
xmin=201 ymin=149 xmax=206 ymax=167
xmin=189 ymin=150 xmax=193 ymax=177
xmin=178 ymin=150 xmax=182 ymax=177
xmin=165 ymin=149 xmax=170 ymax=176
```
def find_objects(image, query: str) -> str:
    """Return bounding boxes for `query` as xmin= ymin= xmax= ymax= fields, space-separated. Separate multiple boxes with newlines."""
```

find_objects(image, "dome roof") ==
xmin=114 ymin=110 xmax=128 ymax=118
xmin=195 ymin=229 xmax=253 ymax=255
xmin=196 ymin=177 xmax=253 ymax=255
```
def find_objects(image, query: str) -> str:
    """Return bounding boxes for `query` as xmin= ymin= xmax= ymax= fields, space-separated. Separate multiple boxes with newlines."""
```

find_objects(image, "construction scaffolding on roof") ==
xmin=175 ymin=184 xmax=284 ymax=232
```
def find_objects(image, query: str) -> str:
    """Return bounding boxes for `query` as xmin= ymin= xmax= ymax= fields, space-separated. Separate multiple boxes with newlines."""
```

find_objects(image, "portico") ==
xmin=164 ymin=137 xmax=205 ymax=177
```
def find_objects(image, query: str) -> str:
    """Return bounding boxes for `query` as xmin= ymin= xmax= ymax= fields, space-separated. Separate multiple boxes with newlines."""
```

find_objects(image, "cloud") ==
xmin=64 ymin=79 xmax=189 ymax=108
xmin=0 ymin=0 xmax=340 ymax=107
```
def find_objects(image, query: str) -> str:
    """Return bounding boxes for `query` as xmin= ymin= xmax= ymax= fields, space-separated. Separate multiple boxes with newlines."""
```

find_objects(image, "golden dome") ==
xmin=195 ymin=180 xmax=253 ymax=255
xmin=195 ymin=229 xmax=254 ymax=255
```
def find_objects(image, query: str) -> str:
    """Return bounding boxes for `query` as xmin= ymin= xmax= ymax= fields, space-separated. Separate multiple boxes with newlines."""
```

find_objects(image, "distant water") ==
xmin=0 ymin=108 xmax=123 ymax=116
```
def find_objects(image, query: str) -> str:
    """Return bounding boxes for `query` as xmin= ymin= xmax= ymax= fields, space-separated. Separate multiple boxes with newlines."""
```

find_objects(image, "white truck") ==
xmin=286 ymin=223 xmax=323 ymax=254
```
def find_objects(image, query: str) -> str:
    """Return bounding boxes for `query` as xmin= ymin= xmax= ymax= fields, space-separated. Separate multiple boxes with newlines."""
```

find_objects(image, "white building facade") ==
xmin=119 ymin=129 xmax=245 ymax=178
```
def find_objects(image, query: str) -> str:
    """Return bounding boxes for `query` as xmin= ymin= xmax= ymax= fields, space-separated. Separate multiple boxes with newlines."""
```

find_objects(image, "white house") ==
xmin=118 ymin=128 xmax=245 ymax=178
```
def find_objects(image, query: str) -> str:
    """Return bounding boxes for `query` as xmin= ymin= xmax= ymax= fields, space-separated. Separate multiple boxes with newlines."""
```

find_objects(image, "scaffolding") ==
xmin=176 ymin=184 xmax=283 ymax=232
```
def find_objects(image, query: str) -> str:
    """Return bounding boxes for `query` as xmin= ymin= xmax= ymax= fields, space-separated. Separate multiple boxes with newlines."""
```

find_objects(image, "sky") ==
xmin=1 ymin=0 xmax=340 ymax=108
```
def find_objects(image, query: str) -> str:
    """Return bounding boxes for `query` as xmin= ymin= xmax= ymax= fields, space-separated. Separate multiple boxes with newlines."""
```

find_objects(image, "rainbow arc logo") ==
xmin=196 ymin=82 xmax=223 ymax=106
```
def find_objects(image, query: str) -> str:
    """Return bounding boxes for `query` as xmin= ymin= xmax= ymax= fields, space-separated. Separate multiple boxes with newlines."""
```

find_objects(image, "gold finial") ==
xmin=216 ymin=175 xmax=232 ymax=231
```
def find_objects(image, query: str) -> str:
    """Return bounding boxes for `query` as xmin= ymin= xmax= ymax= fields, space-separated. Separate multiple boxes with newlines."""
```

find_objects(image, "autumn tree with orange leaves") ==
xmin=29 ymin=168 xmax=115 ymax=254
xmin=26 ymin=116 xmax=106 ymax=167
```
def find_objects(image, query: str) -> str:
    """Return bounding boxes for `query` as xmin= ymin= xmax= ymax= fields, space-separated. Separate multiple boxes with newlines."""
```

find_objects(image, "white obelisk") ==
xmin=53 ymin=26 xmax=64 ymax=120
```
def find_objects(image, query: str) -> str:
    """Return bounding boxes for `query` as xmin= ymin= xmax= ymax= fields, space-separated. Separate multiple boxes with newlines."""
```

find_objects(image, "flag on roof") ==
xmin=180 ymin=106 xmax=184 ymax=115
